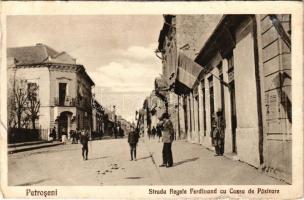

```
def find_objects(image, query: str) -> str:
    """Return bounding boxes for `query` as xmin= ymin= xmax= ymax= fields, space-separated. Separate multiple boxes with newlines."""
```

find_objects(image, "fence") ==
xmin=8 ymin=127 xmax=49 ymax=144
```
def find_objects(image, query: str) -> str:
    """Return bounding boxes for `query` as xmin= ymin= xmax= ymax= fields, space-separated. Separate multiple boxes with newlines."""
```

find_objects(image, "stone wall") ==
xmin=260 ymin=14 xmax=292 ymax=183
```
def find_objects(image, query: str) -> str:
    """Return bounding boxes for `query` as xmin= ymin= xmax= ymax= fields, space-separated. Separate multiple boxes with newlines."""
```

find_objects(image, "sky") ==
xmin=7 ymin=15 xmax=164 ymax=122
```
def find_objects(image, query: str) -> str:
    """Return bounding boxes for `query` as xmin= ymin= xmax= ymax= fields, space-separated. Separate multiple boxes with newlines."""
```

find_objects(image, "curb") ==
xmin=8 ymin=141 xmax=51 ymax=148
xmin=8 ymin=142 xmax=63 ymax=154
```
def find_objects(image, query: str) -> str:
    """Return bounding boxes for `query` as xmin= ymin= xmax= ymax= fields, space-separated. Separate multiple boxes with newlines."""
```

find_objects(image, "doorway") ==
xmin=58 ymin=112 xmax=68 ymax=139
xmin=229 ymin=81 xmax=237 ymax=153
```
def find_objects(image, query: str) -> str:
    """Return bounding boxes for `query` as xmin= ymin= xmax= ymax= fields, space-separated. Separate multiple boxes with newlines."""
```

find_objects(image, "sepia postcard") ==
xmin=0 ymin=1 xmax=303 ymax=199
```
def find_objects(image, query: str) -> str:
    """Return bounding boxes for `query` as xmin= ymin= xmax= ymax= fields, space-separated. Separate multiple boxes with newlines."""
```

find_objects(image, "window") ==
xmin=59 ymin=83 xmax=67 ymax=106
xmin=27 ymin=82 xmax=38 ymax=101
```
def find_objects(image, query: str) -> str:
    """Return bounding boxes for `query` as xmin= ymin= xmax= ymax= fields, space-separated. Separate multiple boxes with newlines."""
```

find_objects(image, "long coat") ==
xmin=161 ymin=119 xmax=174 ymax=143
xmin=128 ymin=131 xmax=139 ymax=144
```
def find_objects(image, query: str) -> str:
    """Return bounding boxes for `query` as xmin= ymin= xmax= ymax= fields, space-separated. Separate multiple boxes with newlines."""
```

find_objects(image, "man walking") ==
xmin=159 ymin=113 xmax=174 ymax=168
xmin=80 ymin=130 xmax=89 ymax=160
xmin=128 ymin=126 xmax=139 ymax=161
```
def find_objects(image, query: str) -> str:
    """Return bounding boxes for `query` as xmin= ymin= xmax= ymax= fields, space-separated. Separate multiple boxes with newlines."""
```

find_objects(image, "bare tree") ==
xmin=8 ymin=79 xmax=41 ymax=130
xmin=12 ymin=80 xmax=29 ymax=128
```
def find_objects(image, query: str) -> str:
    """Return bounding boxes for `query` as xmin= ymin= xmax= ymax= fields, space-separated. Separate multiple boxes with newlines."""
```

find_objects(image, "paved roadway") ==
xmin=8 ymin=137 xmax=286 ymax=186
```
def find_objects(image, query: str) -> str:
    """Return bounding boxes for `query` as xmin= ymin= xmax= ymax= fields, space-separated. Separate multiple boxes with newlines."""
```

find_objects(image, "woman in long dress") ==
xmin=61 ymin=127 xmax=67 ymax=144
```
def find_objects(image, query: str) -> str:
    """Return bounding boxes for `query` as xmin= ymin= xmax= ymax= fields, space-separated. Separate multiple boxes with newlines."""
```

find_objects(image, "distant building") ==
xmin=8 ymin=43 xmax=95 ymax=139
xmin=92 ymin=98 xmax=104 ymax=139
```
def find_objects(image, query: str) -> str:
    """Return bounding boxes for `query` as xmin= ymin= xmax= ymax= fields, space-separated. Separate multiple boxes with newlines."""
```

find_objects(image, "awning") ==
xmin=176 ymin=52 xmax=203 ymax=92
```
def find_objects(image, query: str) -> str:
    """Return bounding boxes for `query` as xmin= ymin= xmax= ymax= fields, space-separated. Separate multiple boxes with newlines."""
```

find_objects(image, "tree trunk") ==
xmin=32 ymin=118 xmax=36 ymax=130
xmin=17 ymin=114 xmax=21 ymax=128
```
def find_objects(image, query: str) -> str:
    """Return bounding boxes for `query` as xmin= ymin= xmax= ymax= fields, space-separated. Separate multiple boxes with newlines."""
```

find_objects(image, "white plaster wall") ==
xmin=223 ymin=59 xmax=233 ymax=153
xmin=198 ymin=83 xmax=204 ymax=144
xmin=212 ymin=68 xmax=222 ymax=113
xmin=202 ymin=77 xmax=213 ymax=149
xmin=50 ymin=70 xmax=77 ymax=101
xmin=234 ymin=21 xmax=260 ymax=167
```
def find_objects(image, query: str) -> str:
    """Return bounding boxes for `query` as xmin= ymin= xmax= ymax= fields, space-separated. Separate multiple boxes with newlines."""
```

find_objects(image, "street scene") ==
xmin=7 ymin=14 xmax=291 ymax=186
xmin=9 ymin=138 xmax=283 ymax=186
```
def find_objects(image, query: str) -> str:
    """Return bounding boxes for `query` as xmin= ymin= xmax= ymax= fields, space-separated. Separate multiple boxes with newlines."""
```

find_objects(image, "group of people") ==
xmin=49 ymin=127 xmax=90 ymax=160
xmin=127 ymin=112 xmax=174 ymax=168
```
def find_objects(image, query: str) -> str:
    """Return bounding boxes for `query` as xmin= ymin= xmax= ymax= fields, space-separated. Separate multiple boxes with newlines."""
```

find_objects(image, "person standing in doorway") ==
xmin=211 ymin=114 xmax=219 ymax=155
xmin=128 ymin=126 xmax=139 ymax=161
xmin=159 ymin=113 xmax=174 ymax=168
xmin=216 ymin=109 xmax=225 ymax=156
xmin=80 ymin=130 xmax=89 ymax=160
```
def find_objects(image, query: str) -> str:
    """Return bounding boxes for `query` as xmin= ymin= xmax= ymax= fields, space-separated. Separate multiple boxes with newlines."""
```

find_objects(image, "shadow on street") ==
xmin=173 ymin=157 xmax=199 ymax=167
xmin=16 ymin=178 xmax=50 ymax=186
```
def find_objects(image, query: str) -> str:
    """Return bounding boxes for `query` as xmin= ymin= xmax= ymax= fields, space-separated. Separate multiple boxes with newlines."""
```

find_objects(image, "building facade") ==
xmin=8 ymin=44 xmax=95 ymax=139
xmin=156 ymin=15 xmax=292 ymax=183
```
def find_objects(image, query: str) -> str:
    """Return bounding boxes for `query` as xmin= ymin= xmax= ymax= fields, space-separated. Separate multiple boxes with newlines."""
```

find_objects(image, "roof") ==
xmin=195 ymin=15 xmax=249 ymax=67
xmin=7 ymin=43 xmax=76 ymax=65
xmin=7 ymin=44 xmax=94 ymax=86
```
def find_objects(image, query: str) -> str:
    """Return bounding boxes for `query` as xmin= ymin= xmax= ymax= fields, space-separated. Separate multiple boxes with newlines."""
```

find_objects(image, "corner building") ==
xmin=8 ymin=44 xmax=95 ymax=139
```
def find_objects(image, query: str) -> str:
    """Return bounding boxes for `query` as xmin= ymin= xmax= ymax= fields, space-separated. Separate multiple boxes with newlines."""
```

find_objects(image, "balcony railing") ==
xmin=54 ymin=96 xmax=76 ymax=107
xmin=54 ymin=96 xmax=92 ymax=110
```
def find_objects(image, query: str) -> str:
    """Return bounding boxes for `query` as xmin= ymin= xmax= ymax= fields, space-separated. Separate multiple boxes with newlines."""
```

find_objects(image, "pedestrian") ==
xmin=159 ymin=113 xmax=174 ymax=168
xmin=61 ymin=127 xmax=67 ymax=144
xmin=119 ymin=127 xmax=125 ymax=137
xmin=156 ymin=123 xmax=162 ymax=142
xmin=211 ymin=114 xmax=217 ymax=151
xmin=147 ymin=128 xmax=151 ymax=140
xmin=212 ymin=110 xmax=225 ymax=156
xmin=216 ymin=109 xmax=225 ymax=156
xmin=152 ymin=126 xmax=157 ymax=139
xmin=80 ymin=130 xmax=89 ymax=160
xmin=114 ymin=125 xmax=118 ymax=139
xmin=76 ymin=128 xmax=80 ymax=144
xmin=50 ymin=127 xmax=56 ymax=142
xmin=128 ymin=126 xmax=139 ymax=161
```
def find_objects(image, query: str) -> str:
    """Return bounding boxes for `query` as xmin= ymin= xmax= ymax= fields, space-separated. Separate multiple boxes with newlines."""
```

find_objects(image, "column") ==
xmin=198 ymin=82 xmax=204 ymax=144
xmin=178 ymin=95 xmax=185 ymax=139
xmin=223 ymin=59 xmax=233 ymax=153
xmin=193 ymin=92 xmax=199 ymax=144
xmin=212 ymin=67 xmax=221 ymax=113
xmin=190 ymin=92 xmax=195 ymax=143
xmin=204 ymin=76 xmax=212 ymax=148
xmin=186 ymin=95 xmax=191 ymax=141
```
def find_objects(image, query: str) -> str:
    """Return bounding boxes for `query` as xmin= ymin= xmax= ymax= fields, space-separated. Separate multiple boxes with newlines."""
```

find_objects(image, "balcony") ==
xmin=54 ymin=96 xmax=76 ymax=107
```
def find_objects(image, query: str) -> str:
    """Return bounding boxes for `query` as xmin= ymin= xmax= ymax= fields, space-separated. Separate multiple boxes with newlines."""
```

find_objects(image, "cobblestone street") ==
xmin=8 ymin=138 xmax=285 ymax=186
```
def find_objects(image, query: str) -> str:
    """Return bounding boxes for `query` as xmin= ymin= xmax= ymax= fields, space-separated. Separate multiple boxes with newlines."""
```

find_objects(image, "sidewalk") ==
xmin=143 ymin=138 xmax=286 ymax=185
xmin=8 ymin=141 xmax=63 ymax=154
